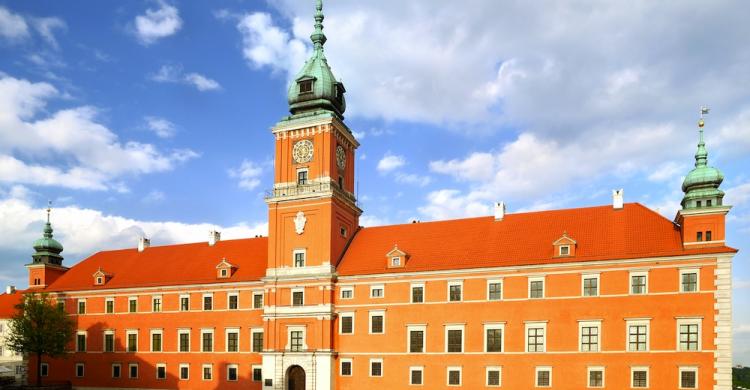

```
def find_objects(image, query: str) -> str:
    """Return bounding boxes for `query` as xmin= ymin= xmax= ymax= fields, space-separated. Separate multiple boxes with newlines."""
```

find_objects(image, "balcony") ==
xmin=265 ymin=181 xmax=357 ymax=205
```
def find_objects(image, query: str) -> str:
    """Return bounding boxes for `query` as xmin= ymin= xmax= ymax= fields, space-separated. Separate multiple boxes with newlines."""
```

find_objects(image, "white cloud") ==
xmin=0 ymin=74 xmax=198 ymax=191
xmin=144 ymin=116 xmax=177 ymax=138
xmin=0 ymin=6 xmax=29 ymax=41
xmin=32 ymin=17 xmax=66 ymax=49
xmin=142 ymin=190 xmax=165 ymax=203
xmin=377 ymin=153 xmax=405 ymax=173
xmin=228 ymin=160 xmax=264 ymax=190
xmin=726 ymin=182 xmax=750 ymax=207
xmin=236 ymin=12 xmax=309 ymax=80
xmin=647 ymin=161 xmax=686 ymax=183
xmin=133 ymin=0 xmax=182 ymax=45
xmin=395 ymin=172 xmax=431 ymax=187
xmin=417 ymin=189 xmax=492 ymax=221
xmin=359 ymin=214 xmax=388 ymax=227
xmin=151 ymin=65 xmax=222 ymax=92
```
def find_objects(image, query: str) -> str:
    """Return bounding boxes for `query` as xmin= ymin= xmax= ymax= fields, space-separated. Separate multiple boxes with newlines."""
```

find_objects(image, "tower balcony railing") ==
xmin=265 ymin=181 xmax=357 ymax=205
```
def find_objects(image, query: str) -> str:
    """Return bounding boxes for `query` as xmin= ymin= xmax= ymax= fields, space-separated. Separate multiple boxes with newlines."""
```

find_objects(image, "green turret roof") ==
xmin=287 ymin=0 xmax=346 ymax=119
xmin=30 ymin=205 xmax=64 ymax=266
xmin=681 ymin=116 xmax=725 ymax=209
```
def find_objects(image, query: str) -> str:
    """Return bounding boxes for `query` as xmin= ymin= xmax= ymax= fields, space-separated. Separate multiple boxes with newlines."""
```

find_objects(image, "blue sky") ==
xmin=1 ymin=0 xmax=749 ymax=363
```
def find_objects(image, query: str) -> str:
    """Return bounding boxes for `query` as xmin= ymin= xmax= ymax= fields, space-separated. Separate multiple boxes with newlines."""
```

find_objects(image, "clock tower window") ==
xmin=293 ymin=249 xmax=306 ymax=267
xmin=296 ymin=169 xmax=309 ymax=185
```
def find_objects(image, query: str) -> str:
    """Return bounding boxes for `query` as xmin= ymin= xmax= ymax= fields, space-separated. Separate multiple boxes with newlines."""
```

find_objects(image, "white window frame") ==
xmin=447 ymin=280 xmax=463 ymax=302
xmin=559 ymin=245 xmax=570 ymax=256
xmin=77 ymin=298 xmax=86 ymax=314
xmin=369 ymin=310 xmax=386 ymax=334
xmin=156 ymin=363 xmax=167 ymax=380
xmin=410 ymin=282 xmax=425 ymax=303
xmin=676 ymin=317 xmax=702 ymax=351
xmin=629 ymin=271 xmax=649 ymax=295
xmin=587 ymin=366 xmax=605 ymax=388
xmin=528 ymin=276 xmax=545 ymax=299
xmin=150 ymin=329 xmax=163 ymax=352
xmin=630 ymin=366 xmax=649 ymax=388
xmin=202 ymin=364 xmax=213 ymax=381
xmin=179 ymin=363 xmax=189 ymax=380
xmin=286 ymin=326 xmax=307 ymax=351
xmin=293 ymin=249 xmax=306 ymax=267
xmin=535 ymin=366 xmax=552 ymax=388
xmin=487 ymin=279 xmax=503 ymax=301
xmin=151 ymin=295 xmax=162 ymax=312
xmin=178 ymin=328 xmax=191 ymax=352
xmin=391 ymin=256 xmax=401 ymax=267
xmin=340 ymin=286 xmax=354 ymax=300
xmin=369 ymin=358 xmax=383 ymax=377
xmin=626 ymin=319 xmax=650 ymax=352
xmin=76 ymin=330 xmax=87 ymax=352
xmin=679 ymin=268 xmax=700 ymax=293
xmin=339 ymin=312 xmax=354 ymax=335
xmin=179 ymin=294 xmax=190 ymax=311
xmin=251 ymin=328 xmax=264 ymax=353
xmin=75 ymin=363 xmax=85 ymax=378
xmin=291 ymin=288 xmax=305 ymax=306
xmin=226 ymin=363 xmax=239 ymax=381
xmin=296 ymin=167 xmax=309 ymax=185
xmin=370 ymin=284 xmax=385 ymax=298
xmin=578 ymin=320 xmax=602 ymax=352
xmin=105 ymin=297 xmax=115 ymax=313
xmin=252 ymin=291 xmax=264 ymax=309
xmin=444 ymin=324 xmax=465 ymax=353
xmin=103 ymin=330 xmax=115 ymax=352
xmin=201 ymin=328 xmax=215 ymax=352
xmin=126 ymin=330 xmax=138 ymax=352
xmin=409 ymin=366 xmax=424 ymax=386
xmin=202 ymin=293 xmax=214 ymax=310
xmin=486 ymin=366 xmax=502 ymax=387
xmin=581 ymin=273 xmax=600 ymax=297
xmin=407 ymin=324 xmax=427 ymax=353
xmin=484 ymin=323 xmax=506 ymax=353
xmin=678 ymin=366 xmax=698 ymax=389
xmin=227 ymin=292 xmax=239 ymax=310
xmin=128 ymin=363 xmax=139 ymax=379
xmin=340 ymin=358 xmax=353 ymax=377
xmin=111 ymin=363 xmax=121 ymax=379
xmin=525 ymin=321 xmax=547 ymax=353
xmin=225 ymin=327 xmax=240 ymax=352
xmin=252 ymin=364 xmax=262 ymax=382
xmin=128 ymin=296 xmax=138 ymax=312
xmin=446 ymin=366 xmax=462 ymax=386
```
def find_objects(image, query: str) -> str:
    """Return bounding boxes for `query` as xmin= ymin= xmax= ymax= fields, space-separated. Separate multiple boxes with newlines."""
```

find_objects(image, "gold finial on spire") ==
xmin=698 ymin=105 xmax=709 ymax=128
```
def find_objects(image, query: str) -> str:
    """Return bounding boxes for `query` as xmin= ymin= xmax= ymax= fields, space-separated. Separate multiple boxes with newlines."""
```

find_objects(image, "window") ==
xmin=292 ymin=289 xmax=305 ymax=306
xmin=559 ymin=245 xmax=570 ymax=256
xmin=536 ymin=366 xmax=552 ymax=387
xmin=202 ymin=364 xmax=212 ymax=380
xmin=203 ymin=294 xmax=213 ymax=310
xmin=340 ymin=313 xmax=354 ymax=335
xmin=156 ymin=364 xmax=166 ymax=380
xmin=678 ymin=319 xmax=701 ymax=351
xmin=370 ymin=359 xmax=383 ymax=377
xmin=129 ymin=363 xmax=139 ymax=379
xmin=579 ymin=321 xmax=601 ymax=352
xmin=488 ymin=280 xmax=503 ymax=300
xmin=105 ymin=298 xmax=114 ymax=313
xmin=289 ymin=329 xmax=304 ymax=351
xmin=408 ymin=325 xmax=426 ymax=353
xmin=77 ymin=299 xmax=86 ymax=314
xmin=369 ymin=311 xmax=385 ymax=334
xmin=178 ymin=330 xmax=190 ymax=352
xmin=128 ymin=297 xmax=137 ymax=313
xmin=112 ymin=364 xmax=121 ymax=379
xmin=447 ymin=367 xmax=462 ymax=386
xmin=696 ymin=231 xmax=703 ymax=241
xmin=202 ymin=329 xmax=214 ymax=352
xmin=446 ymin=325 xmax=464 ymax=353
xmin=487 ymin=367 xmax=502 ymax=387
xmin=410 ymin=366 xmax=424 ymax=385
xmin=180 ymin=294 xmax=190 ymax=311
xmin=227 ymin=364 xmax=238 ymax=381
xmin=220 ymin=268 xmax=228 ymax=278
xmin=588 ymin=366 xmax=604 ymax=388
xmin=706 ymin=199 xmax=712 ymax=207
xmin=253 ymin=292 xmax=264 ymax=308
xmin=299 ymin=80 xmax=313 ymax=93
xmin=627 ymin=320 xmax=649 ymax=351
xmin=252 ymin=329 xmax=264 ymax=352
xmin=297 ymin=169 xmax=309 ymax=185
xmin=680 ymin=269 xmax=699 ymax=292
xmin=370 ymin=285 xmax=384 ymax=298
xmin=679 ymin=367 xmax=697 ymax=389
xmin=582 ymin=274 xmax=599 ymax=296
xmin=340 ymin=287 xmax=354 ymax=300
xmin=411 ymin=284 xmax=424 ymax=303
xmin=526 ymin=322 xmax=546 ymax=352
xmin=293 ymin=249 xmax=306 ymax=267
xmin=96 ymin=277 xmax=103 ymax=284
xmin=75 ymin=363 xmax=84 ymax=378
xmin=631 ymin=367 xmax=649 ymax=388
xmin=227 ymin=293 xmax=239 ymax=310
xmin=529 ymin=277 xmax=545 ymax=298
xmin=391 ymin=257 xmax=401 ymax=267
xmin=630 ymin=272 xmax=648 ymax=294
xmin=179 ymin=364 xmax=189 ymax=380
xmin=126 ymin=331 xmax=138 ymax=352
xmin=40 ymin=363 xmax=48 ymax=377
xmin=448 ymin=281 xmax=463 ymax=302
xmin=340 ymin=225 xmax=347 ymax=237
xmin=252 ymin=365 xmax=262 ymax=382
xmin=151 ymin=330 xmax=163 ymax=352
xmin=104 ymin=331 xmax=115 ymax=352
xmin=485 ymin=324 xmax=504 ymax=352
xmin=76 ymin=332 xmax=86 ymax=352
xmin=340 ymin=359 xmax=352 ymax=376
xmin=696 ymin=200 xmax=702 ymax=207
xmin=152 ymin=296 xmax=162 ymax=312
xmin=226 ymin=329 xmax=239 ymax=352
xmin=706 ymin=230 xmax=712 ymax=241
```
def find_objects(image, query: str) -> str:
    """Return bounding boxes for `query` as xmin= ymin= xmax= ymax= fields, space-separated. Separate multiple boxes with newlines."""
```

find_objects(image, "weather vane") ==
xmin=698 ymin=105 xmax=710 ymax=128
xmin=46 ymin=200 xmax=52 ymax=223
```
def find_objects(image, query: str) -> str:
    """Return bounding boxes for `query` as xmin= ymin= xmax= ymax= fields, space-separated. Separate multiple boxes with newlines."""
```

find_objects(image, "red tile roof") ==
xmin=46 ymin=237 xmax=268 ymax=292
xmin=0 ymin=291 xmax=22 ymax=318
xmin=337 ymin=203 xmax=737 ymax=276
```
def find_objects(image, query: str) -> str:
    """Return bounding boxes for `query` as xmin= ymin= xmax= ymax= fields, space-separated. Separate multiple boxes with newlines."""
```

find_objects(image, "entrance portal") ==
xmin=286 ymin=365 xmax=305 ymax=390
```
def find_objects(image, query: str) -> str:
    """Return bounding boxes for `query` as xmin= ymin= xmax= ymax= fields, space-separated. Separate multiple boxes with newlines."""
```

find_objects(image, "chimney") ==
xmin=494 ymin=202 xmax=506 ymax=221
xmin=138 ymin=236 xmax=150 ymax=252
xmin=5 ymin=286 xmax=15 ymax=294
xmin=613 ymin=189 xmax=624 ymax=209
xmin=209 ymin=230 xmax=221 ymax=246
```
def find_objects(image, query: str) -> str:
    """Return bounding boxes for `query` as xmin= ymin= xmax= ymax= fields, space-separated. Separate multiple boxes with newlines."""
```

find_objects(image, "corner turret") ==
xmin=26 ymin=203 xmax=68 ymax=288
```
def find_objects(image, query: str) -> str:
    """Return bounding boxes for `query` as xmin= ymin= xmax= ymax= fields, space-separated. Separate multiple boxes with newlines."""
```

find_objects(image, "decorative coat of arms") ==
xmin=294 ymin=211 xmax=307 ymax=234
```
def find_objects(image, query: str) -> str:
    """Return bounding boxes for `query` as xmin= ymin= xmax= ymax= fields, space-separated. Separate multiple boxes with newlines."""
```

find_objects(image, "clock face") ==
xmin=336 ymin=145 xmax=346 ymax=170
xmin=292 ymin=140 xmax=314 ymax=164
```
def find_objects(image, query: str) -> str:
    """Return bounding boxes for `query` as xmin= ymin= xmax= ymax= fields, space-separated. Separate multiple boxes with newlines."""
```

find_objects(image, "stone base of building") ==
xmin=262 ymin=351 xmax=333 ymax=390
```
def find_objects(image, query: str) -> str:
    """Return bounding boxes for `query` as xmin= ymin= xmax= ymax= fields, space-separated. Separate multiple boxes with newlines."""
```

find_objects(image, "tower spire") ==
xmin=695 ymin=106 xmax=709 ymax=168
xmin=680 ymin=106 xmax=724 ymax=210
xmin=311 ymin=0 xmax=327 ymax=53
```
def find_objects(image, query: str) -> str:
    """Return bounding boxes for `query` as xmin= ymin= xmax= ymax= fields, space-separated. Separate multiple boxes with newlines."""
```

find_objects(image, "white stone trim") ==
xmin=679 ymin=268 xmax=700 ymax=292
xmin=369 ymin=310 xmax=385 ymax=334
xmin=409 ymin=365 xmax=424 ymax=385
xmin=626 ymin=319 xmax=650 ymax=352
xmin=525 ymin=322 xmax=547 ymax=353
xmin=370 ymin=284 xmax=385 ymax=298
xmin=339 ymin=312 xmax=354 ymax=335
xmin=629 ymin=271 xmax=649 ymax=295
xmin=407 ymin=324 xmax=427 ymax=353
xmin=581 ymin=274 xmax=600 ymax=297
xmin=483 ymin=323 xmax=505 ymax=353
xmin=713 ymin=255 xmax=733 ymax=390
xmin=410 ymin=282 xmax=425 ymax=303
xmin=676 ymin=317 xmax=702 ymax=351
xmin=369 ymin=358 xmax=383 ymax=377
xmin=578 ymin=320 xmax=602 ymax=352
xmin=587 ymin=365 xmax=605 ymax=388
xmin=340 ymin=285 xmax=354 ymax=300
xmin=528 ymin=276 xmax=545 ymax=298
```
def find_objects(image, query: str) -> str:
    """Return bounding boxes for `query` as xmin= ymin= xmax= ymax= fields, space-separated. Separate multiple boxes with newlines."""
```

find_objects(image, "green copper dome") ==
xmin=681 ymin=122 xmax=725 ymax=209
xmin=30 ymin=207 xmax=64 ymax=266
xmin=287 ymin=0 xmax=346 ymax=119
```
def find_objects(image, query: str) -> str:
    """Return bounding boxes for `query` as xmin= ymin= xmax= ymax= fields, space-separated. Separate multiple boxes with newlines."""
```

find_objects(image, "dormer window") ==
xmin=215 ymin=258 xmax=235 ymax=279
xmin=299 ymin=80 xmax=313 ymax=94
xmin=391 ymin=257 xmax=401 ymax=267
xmin=220 ymin=269 xmax=228 ymax=278
xmin=559 ymin=245 xmax=570 ymax=256
xmin=386 ymin=245 xmax=407 ymax=269
xmin=96 ymin=277 xmax=103 ymax=285
xmin=553 ymin=232 xmax=577 ymax=258
xmin=93 ymin=268 xmax=110 ymax=286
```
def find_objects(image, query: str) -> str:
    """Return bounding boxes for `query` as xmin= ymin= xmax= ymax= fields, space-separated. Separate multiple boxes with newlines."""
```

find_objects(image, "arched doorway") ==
xmin=286 ymin=365 xmax=305 ymax=390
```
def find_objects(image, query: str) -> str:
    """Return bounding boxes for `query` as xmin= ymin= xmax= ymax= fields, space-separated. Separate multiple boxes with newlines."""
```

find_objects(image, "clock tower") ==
xmin=261 ymin=1 xmax=360 ymax=388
